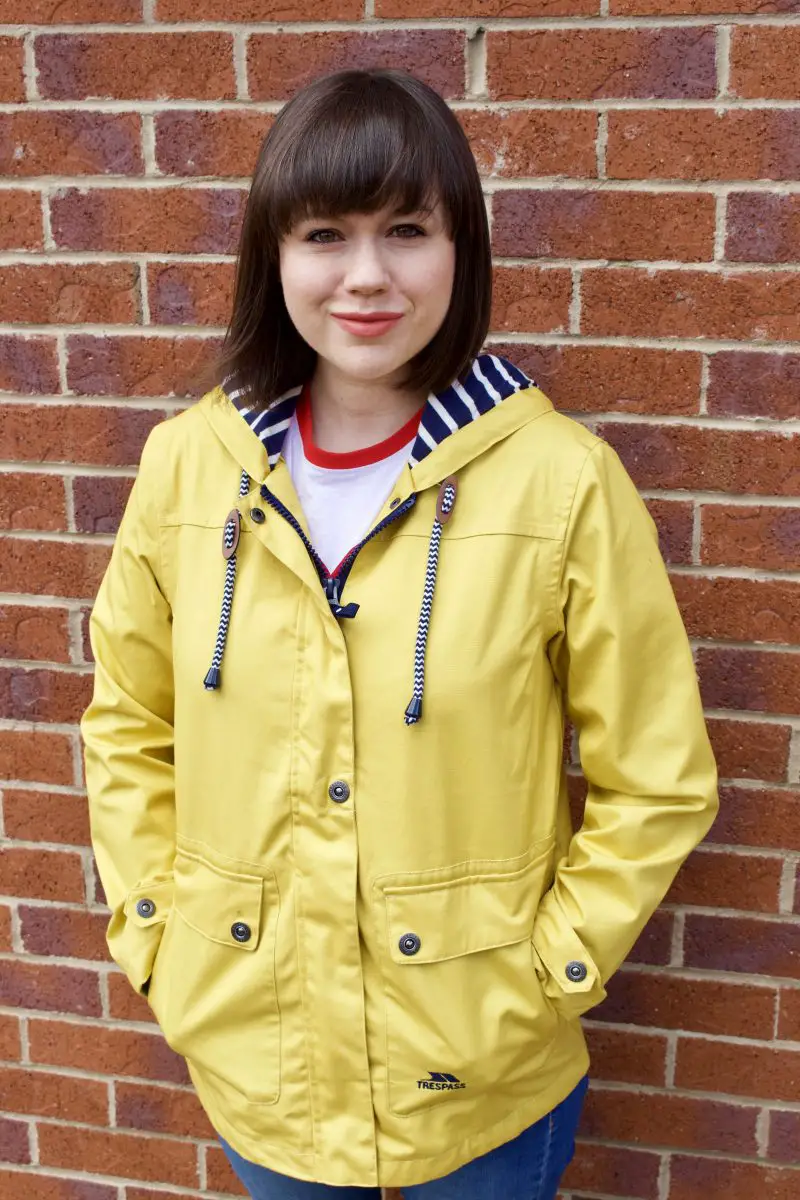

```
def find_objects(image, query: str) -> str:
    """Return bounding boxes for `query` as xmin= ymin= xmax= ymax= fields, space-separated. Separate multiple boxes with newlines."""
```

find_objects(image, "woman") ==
xmin=81 ymin=68 xmax=719 ymax=1199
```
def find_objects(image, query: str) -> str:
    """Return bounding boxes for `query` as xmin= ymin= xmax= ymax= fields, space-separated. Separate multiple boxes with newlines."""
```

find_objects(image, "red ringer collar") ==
xmin=296 ymin=380 xmax=423 ymax=469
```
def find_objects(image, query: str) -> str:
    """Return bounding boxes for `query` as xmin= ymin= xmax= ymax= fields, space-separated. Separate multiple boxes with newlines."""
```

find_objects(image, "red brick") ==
xmin=0 ymin=538 xmax=110 ymax=600
xmin=697 ymin=648 xmax=800 ymax=717
xmin=0 ymin=192 xmax=44 ymax=251
xmin=0 ymin=1015 xmax=21 ymax=1062
xmin=583 ymin=268 xmax=800 ymax=341
xmin=706 ymin=717 xmax=790 ymax=783
xmin=159 ymin=0 xmax=359 ymax=15
xmin=495 ymin=342 xmax=700 ymax=417
xmin=3 ymin=0 xmax=140 ymax=18
xmin=614 ymin=0 xmax=798 ymax=11
xmin=676 ymin=1036 xmax=800 ymax=1103
xmin=0 ymin=37 xmax=25 ymax=103
xmin=778 ymin=986 xmax=800 ymax=1040
xmin=708 ymin=352 xmax=800 ymax=420
xmin=684 ymin=913 xmax=800 ymax=980
xmin=562 ymin=1141 xmax=660 ymax=1197
xmin=583 ymin=1024 xmax=668 ymax=1086
xmin=0 ymin=728 xmax=76 ymax=785
xmin=607 ymin=110 xmax=800 ymax=180
xmin=667 ymin=846 xmax=784 ymax=912
xmin=671 ymin=1155 xmax=800 ymax=1200
xmin=460 ymin=109 xmax=598 ymax=179
xmin=0 ymin=112 xmax=143 ymax=178
xmin=490 ymin=266 xmax=572 ymax=334
xmin=20 ymin=905 xmax=109 ymax=961
xmin=0 ymin=1115 xmax=30 ymax=1164
xmin=701 ymin=506 xmax=800 ymax=573
xmin=729 ymin=27 xmax=800 ymax=100
xmin=107 ymin=973 xmax=157 ymax=1024
xmin=0 ymin=667 xmax=93 ymax=724
xmin=381 ymin=0 xmax=597 ymax=13
xmin=73 ymin=476 xmax=134 ymax=536
xmin=248 ymin=31 xmax=465 ymax=102
xmin=36 ymin=33 xmax=235 ymax=101
xmin=0 ymin=1064 xmax=107 ymax=1125
xmin=582 ymin=1085 xmax=758 ymax=1154
xmin=670 ymin=575 xmax=800 ymax=645
xmin=0 ymin=1171 xmax=116 ymax=1200
xmin=147 ymin=261 xmax=235 ymax=326
xmin=488 ymin=28 xmax=716 ymax=101
xmin=0 ymin=404 xmax=162 ymax=468
xmin=38 ymin=1124 xmax=198 ymax=1188
xmin=51 ymin=186 xmax=246 ymax=254
xmin=28 ymin=1018 xmax=190 ymax=1085
xmin=492 ymin=190 xmax=714 ymax=261
xmin=729 ymin=193 xmax=800 ymax=263
xmin=155 ymin=109 xmax=274 ymax=178
xmin=206 ymin=1143 xmax=249 ymax=1195
xmin=594 ymin=970 xmax=775 ymax=1039
xmin=66 ymin=333 xmax=219 ymax=398
xmin=0 ymin=264 xmax=137 ymax=325
xmin=0 ymin=846 xmax=85 ymax=902
xmin=706 ymin=786 xmax=800 ymax=852
xmin=0 ymin=905 xmax=11 ymax=951
xmin=0 ymin=961 xmax=100 ymax=1017
xmin=770 ymin=1109 xmax=800 ymax=1163
xmin=115 ymin=1080 xmax=214 ymax=1139
xmin=646 ymin=501 xmax=694 ymax=564
xmin=0 ymin=335 xmax=58 ymax=393
xmin=628 ymin=910 xmax=673 ymax=966
xmin=0 ymin=475 xmax=66 ymax=533
xmin=2 ymin=789 xmax=91 ymax=847
xmin=597 ymin=422 xmax=799 ymax=496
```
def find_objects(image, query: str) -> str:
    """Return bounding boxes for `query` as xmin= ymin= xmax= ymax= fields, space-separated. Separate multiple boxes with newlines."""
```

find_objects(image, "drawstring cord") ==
xmin=404 ymin=477 xmax=458 ymax=726
xmin=204 ymin=469 xmax=250 ymax=691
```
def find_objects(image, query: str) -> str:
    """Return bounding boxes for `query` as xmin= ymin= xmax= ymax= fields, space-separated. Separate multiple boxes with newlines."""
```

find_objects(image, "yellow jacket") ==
xmin=81 ymin=352 xmax=718 ymax=1188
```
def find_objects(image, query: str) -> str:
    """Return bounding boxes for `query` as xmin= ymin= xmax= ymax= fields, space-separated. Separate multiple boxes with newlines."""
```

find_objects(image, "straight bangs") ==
xmin=200 ymin=70 xmax=492 ymax=411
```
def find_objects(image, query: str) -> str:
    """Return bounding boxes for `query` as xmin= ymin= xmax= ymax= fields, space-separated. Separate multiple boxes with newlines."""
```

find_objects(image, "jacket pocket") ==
xmin=375 ymin=836 xmax=559 ymax=1118
xmin=120 ymin=874 xmax=175 ymax=995
xmin=146 ymin=847 xmax=281 ymax=1105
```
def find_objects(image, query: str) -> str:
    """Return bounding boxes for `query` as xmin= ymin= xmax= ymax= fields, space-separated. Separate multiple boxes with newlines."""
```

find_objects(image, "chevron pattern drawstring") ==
xmin=204 ymin=469 xmax=250 ymax=691
xmin=404 ymin=478 xmax=458 ymax=726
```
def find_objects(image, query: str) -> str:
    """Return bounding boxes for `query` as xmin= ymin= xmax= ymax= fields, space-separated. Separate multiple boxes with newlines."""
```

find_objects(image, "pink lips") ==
xmin=332 ymin=314 xmax=403 ymax=337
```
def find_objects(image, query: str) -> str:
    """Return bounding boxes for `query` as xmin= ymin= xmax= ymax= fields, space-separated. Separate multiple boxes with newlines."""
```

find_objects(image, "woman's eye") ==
xmin=305 ymin=224 xmax=425 ymax=244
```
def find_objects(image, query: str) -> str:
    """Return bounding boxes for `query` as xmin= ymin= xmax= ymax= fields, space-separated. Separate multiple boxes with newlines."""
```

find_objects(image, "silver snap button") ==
xmin=329 ymin=781 xmax=350 ymax=803
xmin=250 ymin=508 xmax=265 ymax=524
xmin=566 ymin=960 xmax=587 ymax=982
xmin=136 ymin=898 xmax=156 ymax=918
xmin=231 ymin=922 xmax=252 ymax=943
xmin=399 ymin=933 xmax=421 ymax=956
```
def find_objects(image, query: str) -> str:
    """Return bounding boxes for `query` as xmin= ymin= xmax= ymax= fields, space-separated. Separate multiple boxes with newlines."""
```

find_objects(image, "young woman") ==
xmin=81 ymin=68 xmax=719 ymax=1199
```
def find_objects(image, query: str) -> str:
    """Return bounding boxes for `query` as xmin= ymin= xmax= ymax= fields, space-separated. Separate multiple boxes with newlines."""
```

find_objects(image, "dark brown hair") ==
xmin=198 ymin=68 xmax=493 ymax=411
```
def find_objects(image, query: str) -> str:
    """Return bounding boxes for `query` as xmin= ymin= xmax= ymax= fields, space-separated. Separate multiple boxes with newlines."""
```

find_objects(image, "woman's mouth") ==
xmin=331 ymin=314 xmax=403 ymax=337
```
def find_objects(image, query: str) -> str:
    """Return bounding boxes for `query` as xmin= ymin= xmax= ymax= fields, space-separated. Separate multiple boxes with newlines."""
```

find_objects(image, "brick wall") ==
xmin=0 ymin=1 xmax=798 ymax=1198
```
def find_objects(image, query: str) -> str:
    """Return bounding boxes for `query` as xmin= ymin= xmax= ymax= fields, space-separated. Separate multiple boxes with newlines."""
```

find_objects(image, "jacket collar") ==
xmin=222 ymin=352 xmax=537 ymax=471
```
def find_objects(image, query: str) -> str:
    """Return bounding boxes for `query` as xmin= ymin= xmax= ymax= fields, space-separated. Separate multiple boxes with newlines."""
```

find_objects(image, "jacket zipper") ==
xmin=259 ymin=485 xmax=417 ymax=606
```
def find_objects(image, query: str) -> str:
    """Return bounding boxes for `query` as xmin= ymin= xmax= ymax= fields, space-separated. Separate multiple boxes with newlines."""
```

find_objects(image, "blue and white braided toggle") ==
xmin=404 ymin=478 xmax=457 ymax=725
xmin=204 ymin=468 xmax=250 ymax=691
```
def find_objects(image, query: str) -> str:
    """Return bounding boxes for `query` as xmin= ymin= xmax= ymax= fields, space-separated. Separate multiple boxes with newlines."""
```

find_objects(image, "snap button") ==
xmin=231 ymin=922 xmax=251 ymax=943
xmin=389 ymin=497 xmax=401 ymax=509
xmin=399 ymin=932 xmax=421 ymax=956
xmin=566 ymin=960 xmax=588 ymax=982
xmin=329 ymin=781 xmax=350 ymax=804
xmin=250 ymin=508 xmax=265 ymax=524
xmin=136 ymin=898 xmax=156 ymax=918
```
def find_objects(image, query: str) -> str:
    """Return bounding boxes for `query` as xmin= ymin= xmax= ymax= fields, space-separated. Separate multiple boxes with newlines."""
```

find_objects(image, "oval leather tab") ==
xmin=435 ymin=476 xmax=458 ymax=525
xmin=222 ymin=509 xmax=241 ymax=560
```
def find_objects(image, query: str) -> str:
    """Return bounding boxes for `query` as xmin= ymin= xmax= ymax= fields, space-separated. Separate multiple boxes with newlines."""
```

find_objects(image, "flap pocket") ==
xmin=173 ymin=850 xmax=265 ymax=952
xmin=379 ymin=839 xmax=553 ymax=966
xmin=124 ymin=875 xmax=174 ymax=928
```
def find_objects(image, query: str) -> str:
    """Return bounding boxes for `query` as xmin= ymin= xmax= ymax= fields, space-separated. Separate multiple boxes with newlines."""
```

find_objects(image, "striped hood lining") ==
xmin=223 ymin=352 xmax=535 ymax=469
xmin=205 ymin=352 xmax=536 ymax=721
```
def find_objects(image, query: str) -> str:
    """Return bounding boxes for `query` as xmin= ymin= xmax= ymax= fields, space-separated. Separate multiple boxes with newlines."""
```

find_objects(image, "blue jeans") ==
xmin=217 ymin=1073 xmax=588 ymax=1199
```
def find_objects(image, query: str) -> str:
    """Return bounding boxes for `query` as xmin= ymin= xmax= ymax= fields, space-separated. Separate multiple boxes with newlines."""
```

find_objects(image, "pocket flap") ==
xmin=124 ymin=875 xmax=174 ymax=928
xmin=173 ymin=851 xmax=265 ymax=952
xmin=380 ymin=844 xmax=553 ymax=966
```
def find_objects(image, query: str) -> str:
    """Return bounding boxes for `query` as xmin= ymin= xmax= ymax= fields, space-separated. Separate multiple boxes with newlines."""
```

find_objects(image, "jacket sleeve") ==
xmin=80 ymin=428 xmax=176 ymax=997
xmin=534 ymin=436 xmax=719 ymax=1019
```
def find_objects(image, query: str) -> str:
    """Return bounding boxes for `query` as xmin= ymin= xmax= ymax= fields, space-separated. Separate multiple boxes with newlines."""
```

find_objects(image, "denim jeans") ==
xmin=217 ymin=1073 xmax=589 ymax=1199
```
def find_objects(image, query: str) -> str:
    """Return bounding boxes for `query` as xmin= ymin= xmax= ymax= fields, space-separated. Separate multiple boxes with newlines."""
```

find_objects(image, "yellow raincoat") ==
xmin=81 ymin=352 xmax=718 ymax=1188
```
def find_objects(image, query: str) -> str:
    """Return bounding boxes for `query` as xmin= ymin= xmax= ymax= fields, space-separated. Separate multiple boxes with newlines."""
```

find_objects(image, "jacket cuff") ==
xmin=531 ymin=889 xmax=607 ymax=1019
xmin=114 ymin=874 xmax=174 ymax=995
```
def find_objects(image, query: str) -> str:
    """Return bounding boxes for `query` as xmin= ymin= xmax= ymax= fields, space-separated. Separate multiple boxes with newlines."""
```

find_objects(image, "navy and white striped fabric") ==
xmin=223 ymin=352 xmax=534 ymax=468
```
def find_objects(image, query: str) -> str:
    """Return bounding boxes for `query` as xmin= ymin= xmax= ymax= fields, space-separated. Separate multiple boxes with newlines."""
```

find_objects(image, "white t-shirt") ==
xmin=282 ymin=382 xmax=422 ymax=575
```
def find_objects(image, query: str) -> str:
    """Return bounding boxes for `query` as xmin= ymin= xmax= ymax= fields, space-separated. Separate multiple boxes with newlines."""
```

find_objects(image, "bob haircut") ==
xmin=201 ymin=68 xmax=493 ymax=411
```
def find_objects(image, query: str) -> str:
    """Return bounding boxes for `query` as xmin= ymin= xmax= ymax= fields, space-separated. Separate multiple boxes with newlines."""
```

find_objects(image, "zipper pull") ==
xmin=325 ymin=576 xmax=340 ymax=604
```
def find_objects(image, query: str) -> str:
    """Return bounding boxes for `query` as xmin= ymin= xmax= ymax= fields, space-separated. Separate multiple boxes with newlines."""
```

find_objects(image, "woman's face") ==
xmin=278 ymin=200 xmax=456 ymax=394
